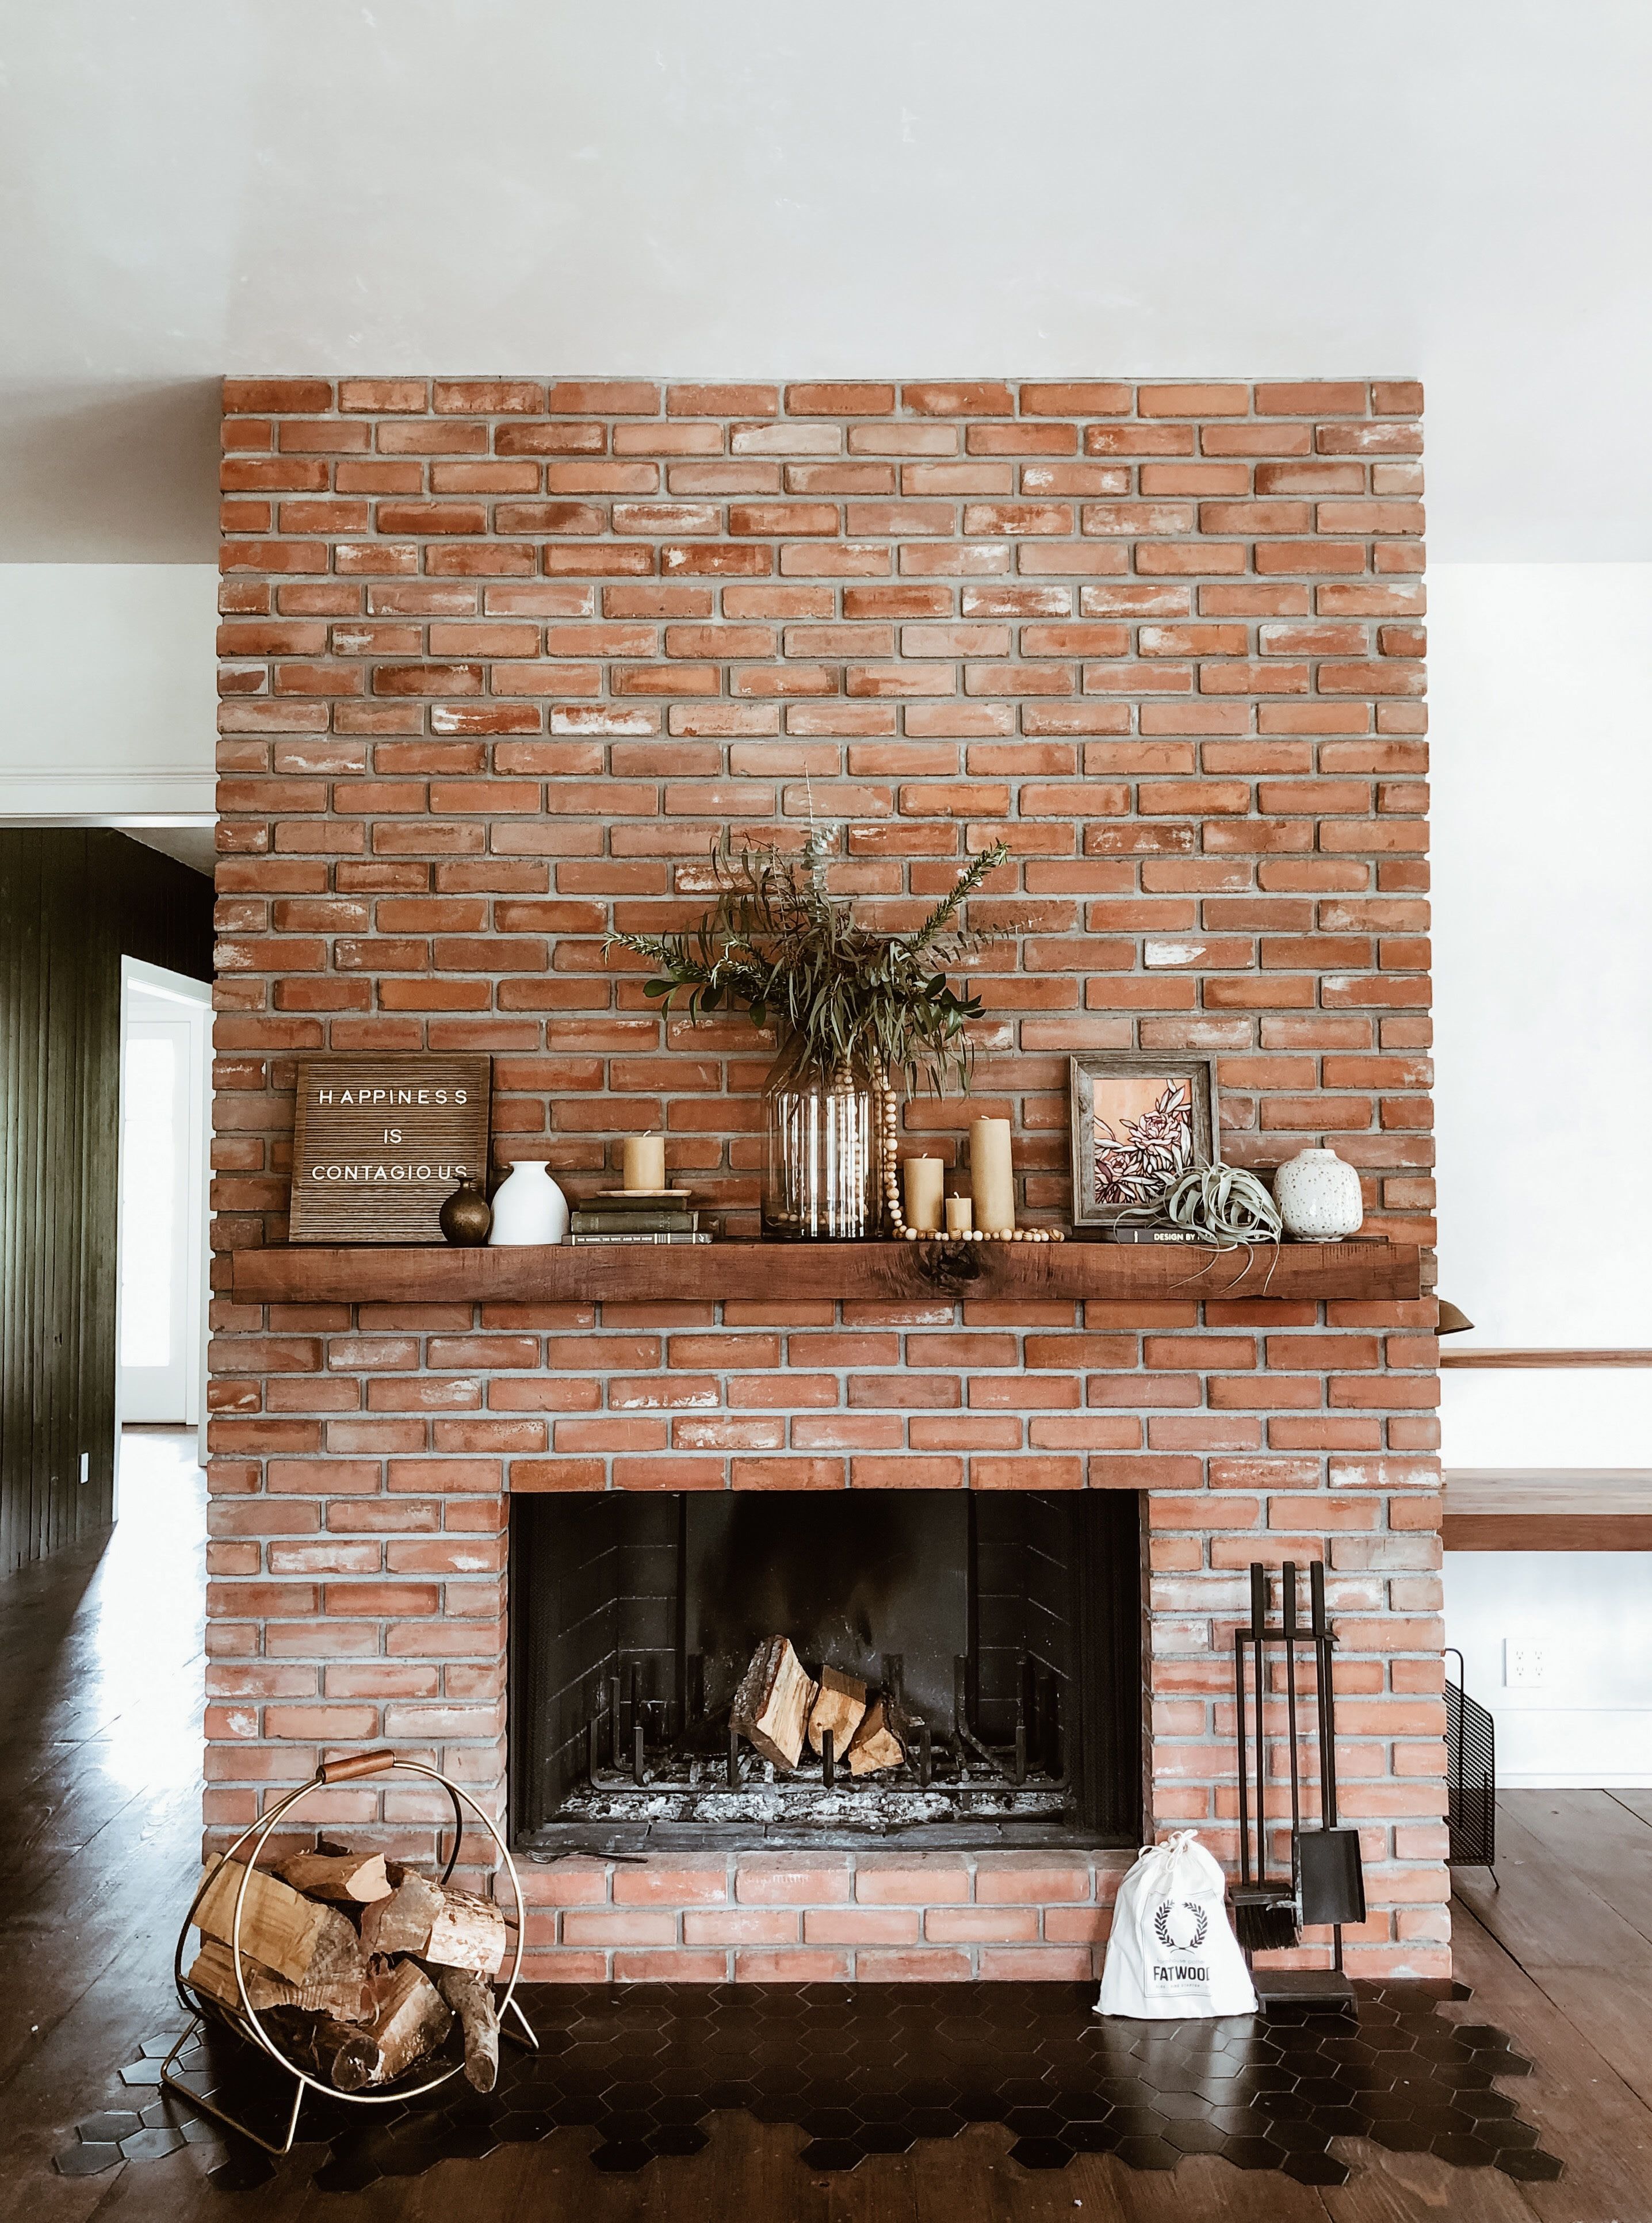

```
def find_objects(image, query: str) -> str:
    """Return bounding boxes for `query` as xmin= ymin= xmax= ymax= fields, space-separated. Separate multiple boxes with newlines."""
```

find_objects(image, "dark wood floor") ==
xmin=2 ymin=1430 xmax=1650 ymax=2222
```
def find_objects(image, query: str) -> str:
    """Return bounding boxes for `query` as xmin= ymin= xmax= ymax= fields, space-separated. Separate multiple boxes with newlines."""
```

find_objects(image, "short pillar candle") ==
xmin=622 ymin=1133 xmax=666 ymax=1191
xmin=969 ymin=1117 xmax=1015 ymax=1233
xmin=901 ymin=1156 xmax=944 ymax=1233
xmin=944 ymin=1195 xmax=974 ymax=1236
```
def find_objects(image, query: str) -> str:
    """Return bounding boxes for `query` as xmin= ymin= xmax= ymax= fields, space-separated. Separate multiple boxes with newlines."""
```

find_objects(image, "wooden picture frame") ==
xmin=288 ymin=1055 xmax=492 ymax=1245
xmin=1067 ymin=1054 xmax=1219 ymax=1232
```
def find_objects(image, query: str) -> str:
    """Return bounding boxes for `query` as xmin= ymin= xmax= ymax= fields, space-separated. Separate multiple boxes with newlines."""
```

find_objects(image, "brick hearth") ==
xmin=209 ymin=374 xmax=1443 ymax=1980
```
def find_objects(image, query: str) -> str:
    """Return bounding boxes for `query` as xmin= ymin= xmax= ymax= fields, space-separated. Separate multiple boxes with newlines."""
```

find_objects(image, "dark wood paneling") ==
xmin=0 ymin=830 xmax=212 ymax=1571
xmin=232 ymin=1237 xmax=1422 ymax=1308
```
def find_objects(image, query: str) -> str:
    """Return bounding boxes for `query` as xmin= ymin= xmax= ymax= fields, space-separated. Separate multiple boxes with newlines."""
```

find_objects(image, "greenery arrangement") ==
xmin=605 ymin=830 xmax=1011 ymax=1096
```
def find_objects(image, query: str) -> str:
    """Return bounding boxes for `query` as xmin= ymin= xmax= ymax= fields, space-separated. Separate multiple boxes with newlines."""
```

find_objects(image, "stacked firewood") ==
xmin=730 ymin=1637 xmax=907 ymax=1774
xmin=188 ymin=1842 xmax=506 ymax=2092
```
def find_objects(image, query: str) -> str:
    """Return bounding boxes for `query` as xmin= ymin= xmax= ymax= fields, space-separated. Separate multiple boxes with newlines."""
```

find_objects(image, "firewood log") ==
xmin=273 ymin=1848 xmax=391 ymax=1904
xmin=432 ymin=1965 xmax=500 ymax=2092
xmin=730 ymin=1635 xmax=818 ymax=1770
xmin=362 ymin=1959 xmax=453 ymax=2085
xmin=846 ymin=1695 xmax=905 ymax=1776
xmin=808 ymin=1666 xmax=868 ymax=1759
xmin=360 ymin=1872 xmax=508 ymax=1978
xmin=186 ymin=1937 xmax=377 ymax=2023
xmin=261 ymin=2008 xmax=383 ymax=2092
xmin=358 ymin=1872 xmax=446 ymax=1957
xmin=195 ymin=1861 xmax=368 ymax=1987
xmin=262 ymin=1962 xmax=453 ymax=2092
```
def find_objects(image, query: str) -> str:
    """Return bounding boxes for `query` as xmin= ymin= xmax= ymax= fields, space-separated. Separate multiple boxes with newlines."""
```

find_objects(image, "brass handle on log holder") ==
xmin=319 ymin=1748 xmax=397 ymax=1783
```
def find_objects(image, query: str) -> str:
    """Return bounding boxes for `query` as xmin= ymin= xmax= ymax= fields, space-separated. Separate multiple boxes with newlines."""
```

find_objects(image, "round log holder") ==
xmin=163 ymin=1748 xmax=537 ymax=2156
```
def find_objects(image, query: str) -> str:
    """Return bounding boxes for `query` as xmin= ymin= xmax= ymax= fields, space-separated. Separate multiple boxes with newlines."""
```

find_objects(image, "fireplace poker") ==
xmin=1230 ymin=1562 xmax=1299 ymax=1954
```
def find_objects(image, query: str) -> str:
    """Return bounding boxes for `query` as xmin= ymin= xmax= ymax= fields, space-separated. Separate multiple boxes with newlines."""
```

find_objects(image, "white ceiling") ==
xmin=3 ymin=0 xmax=1649 ymax=563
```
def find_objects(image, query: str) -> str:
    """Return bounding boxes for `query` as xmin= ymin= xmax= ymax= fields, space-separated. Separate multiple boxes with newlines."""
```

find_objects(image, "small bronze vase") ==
xmin=439 ymin=1175 xmax=492 ymax=1247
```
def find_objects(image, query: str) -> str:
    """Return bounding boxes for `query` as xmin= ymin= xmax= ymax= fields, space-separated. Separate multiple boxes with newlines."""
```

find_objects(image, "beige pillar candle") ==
xmin=901 ymin=1155 xmax=944 ymax=1233
xmin=969 ymin=1117 xmax=1015 ymax=1233
xmin=622 ymin=1132 xmax=666 ymax=1191
xmin=944 ymin=1194 xmax=974 ymax=1236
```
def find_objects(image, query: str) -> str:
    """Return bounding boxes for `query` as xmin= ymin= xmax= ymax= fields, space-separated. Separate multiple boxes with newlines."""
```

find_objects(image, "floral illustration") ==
xmin=1092 ymin=1078 xmax=1195 ymax=1206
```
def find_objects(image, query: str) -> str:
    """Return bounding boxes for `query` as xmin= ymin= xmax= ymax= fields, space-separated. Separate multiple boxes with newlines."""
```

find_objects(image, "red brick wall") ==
xmin=211 ymin=376 xmax=1444 ymax=1980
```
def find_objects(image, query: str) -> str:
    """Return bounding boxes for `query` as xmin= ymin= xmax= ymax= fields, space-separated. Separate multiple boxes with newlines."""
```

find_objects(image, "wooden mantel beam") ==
xmin=230 ymin=1239 xmax=1421 ymax=1308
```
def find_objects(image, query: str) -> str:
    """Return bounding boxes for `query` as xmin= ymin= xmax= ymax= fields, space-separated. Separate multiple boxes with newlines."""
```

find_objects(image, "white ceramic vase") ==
xmin=1272 ymin=1147 xmax=1364 ymax=1239
xmin=486 ymin=1160 xmax=569 ymax=1246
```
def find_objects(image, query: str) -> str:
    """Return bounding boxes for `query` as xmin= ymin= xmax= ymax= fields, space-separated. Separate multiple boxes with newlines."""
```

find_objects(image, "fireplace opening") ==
xmin=510 ymin=1490 xmax=1143 ymax=1851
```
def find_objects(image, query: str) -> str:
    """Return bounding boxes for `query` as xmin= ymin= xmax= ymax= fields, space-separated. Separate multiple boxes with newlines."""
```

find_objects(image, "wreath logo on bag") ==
xmin=1153 ymin=1900 xmax=1209 ymax=1953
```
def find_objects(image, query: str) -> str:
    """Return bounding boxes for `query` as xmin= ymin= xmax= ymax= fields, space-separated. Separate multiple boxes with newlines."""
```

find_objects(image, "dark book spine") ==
xmin=569 ymin=1211 xmax=698 ymax=1234
xmin=1103 ymin=1226 xmax=1206 ymax=1244
xmin=567 ymin=1231 xmax=714 ymax=1246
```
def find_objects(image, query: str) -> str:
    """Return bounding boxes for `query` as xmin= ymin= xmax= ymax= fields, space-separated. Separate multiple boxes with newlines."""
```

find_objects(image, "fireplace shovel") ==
xmin=1294 ymin=1560 xmax=1366 ymax=1931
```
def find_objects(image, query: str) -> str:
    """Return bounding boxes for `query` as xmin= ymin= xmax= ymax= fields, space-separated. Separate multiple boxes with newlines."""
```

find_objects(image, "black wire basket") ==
xmin=1445 ymin=1647 xmax=1496 ymax=1873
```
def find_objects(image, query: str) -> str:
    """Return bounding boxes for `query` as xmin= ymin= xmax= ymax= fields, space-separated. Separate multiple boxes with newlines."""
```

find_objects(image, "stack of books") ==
xmin=568 ymin=1189 xmax=718 ymax=1246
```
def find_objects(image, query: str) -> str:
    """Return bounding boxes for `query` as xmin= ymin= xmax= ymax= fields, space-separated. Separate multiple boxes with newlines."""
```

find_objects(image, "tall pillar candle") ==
xmin=969 ymin=1118 xmax=1015 ymax=1233
xmin=622 ymin=1132 xmax=666 ymax=1191
xmin=901 ymin=1155 xmax=944 ymax=1233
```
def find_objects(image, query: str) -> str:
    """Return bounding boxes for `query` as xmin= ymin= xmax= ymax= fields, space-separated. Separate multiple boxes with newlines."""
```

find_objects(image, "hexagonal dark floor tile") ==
xmin=798 ymin=2137 xmax=863 ymax=2171
xmin=54 ymin=2142 xmax=124 ymax=2178
xmin=77 ymin=2110 xmax=144 ymax=2142
xmin=1009 ymin=2137 xmax=1073 ymax=2170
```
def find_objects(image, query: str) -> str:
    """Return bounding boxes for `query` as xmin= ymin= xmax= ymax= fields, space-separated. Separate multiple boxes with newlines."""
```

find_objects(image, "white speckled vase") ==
xmin=1272 ymin=1147 xmax=1364 ymax=1239
xmin=487 ymin=1160 xmax=569 ymax=1246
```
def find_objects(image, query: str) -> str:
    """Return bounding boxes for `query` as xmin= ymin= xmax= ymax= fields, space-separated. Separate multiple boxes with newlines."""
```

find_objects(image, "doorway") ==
xmin=117 ymin=958 xmax=211 ymax=1456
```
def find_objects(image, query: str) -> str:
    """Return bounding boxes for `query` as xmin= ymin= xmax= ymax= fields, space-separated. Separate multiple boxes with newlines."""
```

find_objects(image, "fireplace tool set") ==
xmin=1231 ymin=1559 xmax=1366 ymax=2008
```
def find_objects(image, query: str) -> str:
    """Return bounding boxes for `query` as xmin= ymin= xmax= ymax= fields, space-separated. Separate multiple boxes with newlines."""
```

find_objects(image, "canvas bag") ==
xmin=1096 ymin=1830 xmax=1257 ymax=2018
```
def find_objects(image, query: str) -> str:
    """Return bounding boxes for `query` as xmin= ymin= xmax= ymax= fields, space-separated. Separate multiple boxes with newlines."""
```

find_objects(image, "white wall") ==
xmin=1432 ymin=564 xmax=1652 ymax=1784
xmin=1432 ymin=563 xmax=1652 ymax=1453
xmin=1442 ymin=1554 xmax=1652 ymax=1786
xmin=0 ymin=563 xmax=216 ymax=814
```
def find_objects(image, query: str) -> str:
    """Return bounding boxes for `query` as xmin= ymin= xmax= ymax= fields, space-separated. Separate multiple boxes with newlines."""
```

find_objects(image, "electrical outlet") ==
xmin=1504 ymin=1637 xmax=1548 ymax=1687
xmin=79 ymin=1452 xmax=90 ymax=1486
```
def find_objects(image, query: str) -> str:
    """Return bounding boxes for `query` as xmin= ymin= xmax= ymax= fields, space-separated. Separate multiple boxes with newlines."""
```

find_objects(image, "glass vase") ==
xmin=761 ymin=1061 xmax=879 ymax=1241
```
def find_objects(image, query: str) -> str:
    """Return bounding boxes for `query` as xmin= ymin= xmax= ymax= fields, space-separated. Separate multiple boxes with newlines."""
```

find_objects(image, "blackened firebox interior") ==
xmin=511 ymin=1489 xmax=1142 ymax=1851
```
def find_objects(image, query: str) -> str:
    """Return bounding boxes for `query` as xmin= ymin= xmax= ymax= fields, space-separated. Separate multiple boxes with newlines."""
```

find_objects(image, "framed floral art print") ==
xmin=1068 ymin=1054 xmax=1219 ymax=1231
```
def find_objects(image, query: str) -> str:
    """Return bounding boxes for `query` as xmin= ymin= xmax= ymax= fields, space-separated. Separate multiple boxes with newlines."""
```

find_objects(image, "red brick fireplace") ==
xmin=210 ymin=374 xmax=1444 ymax=1982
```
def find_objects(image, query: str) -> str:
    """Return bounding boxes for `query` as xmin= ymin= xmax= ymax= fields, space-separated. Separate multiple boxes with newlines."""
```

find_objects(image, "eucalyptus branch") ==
xmin=604 ymin=829 xmax=1015 ymax=1097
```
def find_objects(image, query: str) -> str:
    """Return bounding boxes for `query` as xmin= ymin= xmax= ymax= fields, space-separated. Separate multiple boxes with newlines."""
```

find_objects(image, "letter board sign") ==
xmin=288 ymin=1055 xmax=491 ymax=1244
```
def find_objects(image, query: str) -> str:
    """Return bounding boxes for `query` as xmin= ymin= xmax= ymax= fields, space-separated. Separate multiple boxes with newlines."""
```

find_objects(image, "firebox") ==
xmin=510 ymin=1490 xmax=1143 ymax=1851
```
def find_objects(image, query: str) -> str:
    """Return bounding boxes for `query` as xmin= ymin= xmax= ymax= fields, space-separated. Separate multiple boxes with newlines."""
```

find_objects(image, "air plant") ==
xmin=1118 ymin=1164 xmax=1283 ymax=1248
xmin=603 ymin=829 xmax=1011 ymax=1097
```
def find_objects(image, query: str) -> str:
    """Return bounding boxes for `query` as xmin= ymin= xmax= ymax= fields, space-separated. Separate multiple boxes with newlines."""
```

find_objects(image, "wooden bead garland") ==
xmin=878 ymin=1084 xmax=1064 ymax=1245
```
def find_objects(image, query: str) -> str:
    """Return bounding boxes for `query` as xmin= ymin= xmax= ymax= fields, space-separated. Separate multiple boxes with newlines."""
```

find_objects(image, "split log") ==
xmin=846 ymin=1695 xmax=905 ymax=1777
xmin=361 ymin=1959 xmax=453 ymax=2086
xmin=730 ymin=1635 xmax=818 ymax=1771
xmin=359 ymin=1871 xmax=447 ymax=1957
xmin=433 ymin=1964 xmax=500 ymax=2092
xmin=808 ymin=1666 xmax=868 ymax=1759
xmin=360 ymin=1871 xmax=507 ymax=1978
xmin=273 ymin=1847 xmax=391 ymax=1904
xmin=196 ymin=1860 xmax=368 ymax=1987
xmin=186 ymin=1937 xmax=377 ymax=2024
